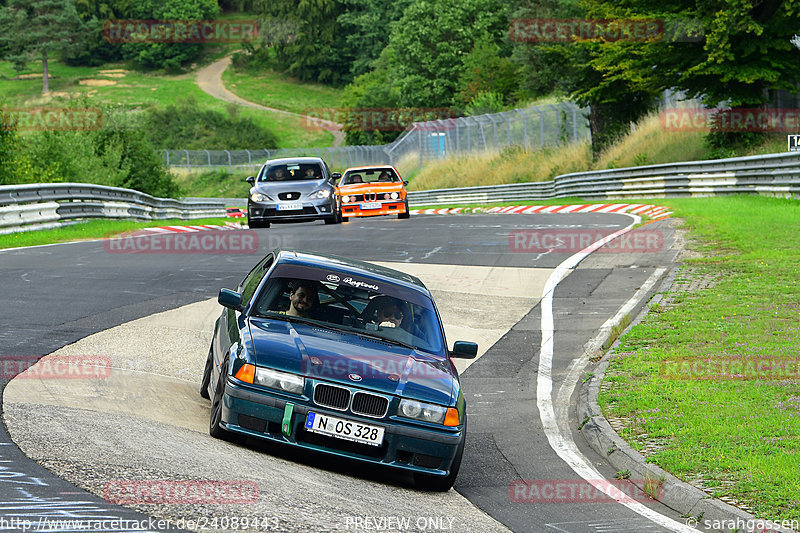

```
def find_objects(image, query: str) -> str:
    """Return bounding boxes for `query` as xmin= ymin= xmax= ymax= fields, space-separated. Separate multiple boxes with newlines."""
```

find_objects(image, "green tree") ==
xmin=254 ymin=0 xmax=351 ymax=84
xmin=0 ymin=0 xmax=84 ymax=93
xmin=337 ymin=0 xmax=412 ymax=77
xmin=387 ymin=0 xmax=510 ymax=107
xmin=63 ymin=0 xmax=135 ymax=65
xmin=571 ymin=0 xmax=800 ymax=151
xmin=339 ymin=48 xmax=402 ymax=145
xmin=457 ymin=33 xmax=519 ymax=108
xmin=121 ymin=0 xmax=219 ymax=72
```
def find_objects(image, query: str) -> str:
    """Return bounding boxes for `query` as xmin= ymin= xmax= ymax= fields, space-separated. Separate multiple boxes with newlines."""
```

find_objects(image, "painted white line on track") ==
xmin=537 ymin=216 xmax=696 ymax=533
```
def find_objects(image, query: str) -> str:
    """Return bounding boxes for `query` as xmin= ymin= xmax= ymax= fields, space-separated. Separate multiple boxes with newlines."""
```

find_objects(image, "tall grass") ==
xmin=406 ymin=112 xmax=791 ymax=191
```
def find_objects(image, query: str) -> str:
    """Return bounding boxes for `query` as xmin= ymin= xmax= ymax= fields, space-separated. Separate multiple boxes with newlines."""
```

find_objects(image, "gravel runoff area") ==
xmin=3 ymin=262 xmax=555 ymax=533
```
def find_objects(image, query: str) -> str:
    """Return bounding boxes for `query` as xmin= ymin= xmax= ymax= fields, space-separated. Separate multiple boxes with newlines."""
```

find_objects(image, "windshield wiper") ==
xmin=352 ymin=330 xmax=416 ymax=350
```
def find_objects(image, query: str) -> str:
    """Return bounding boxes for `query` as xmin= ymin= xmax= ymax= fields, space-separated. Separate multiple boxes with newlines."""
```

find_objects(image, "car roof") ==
xmin=273 ymin=249 xmax=429 ymax=295
xmin=342 ymin=165 xmax=397 ymax=173
xmin=262 ymin=157 xmax=326 ymax=165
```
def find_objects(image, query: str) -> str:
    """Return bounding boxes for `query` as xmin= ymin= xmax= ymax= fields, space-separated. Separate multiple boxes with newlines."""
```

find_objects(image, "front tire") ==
xmin=200 ymin=347 xmax=213 ymax=399
xmin=398 ymin=200 xmax=410 ymax=219
xmin=209 ymin=358 xmax=233 ymax=440
xmin=413 ymin=419 xmax=465 ymax=491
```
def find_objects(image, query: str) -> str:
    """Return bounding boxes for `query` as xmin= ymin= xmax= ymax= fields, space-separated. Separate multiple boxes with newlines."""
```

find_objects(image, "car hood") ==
xmin=339 ymin=183 xmax=404 ymax=193
xmin=251 ymin=179 xmax=330 ymax=195
xmin=248 ymin=317 xmax=455 ymax=405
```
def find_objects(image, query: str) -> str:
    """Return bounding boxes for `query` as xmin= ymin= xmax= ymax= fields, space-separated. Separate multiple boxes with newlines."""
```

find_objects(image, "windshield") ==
xmin=258 ymin=163 xmax=323 ymax=182
xmin=251 ymin=266 xmax=444 ymax=354
xmin=340 ymin=168 xmax=400 ymax=185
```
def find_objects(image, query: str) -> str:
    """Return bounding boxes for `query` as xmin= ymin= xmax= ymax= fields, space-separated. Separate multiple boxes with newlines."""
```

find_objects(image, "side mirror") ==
xmin=403 ymin=180 xmax=409 ymax=186
xmin=331 ymin=172 xmax=342 ymax=180
xmin=246 ymin=176 xmax=255 ymax=185
xmin=218 ymin=288 xmax=244 ymax=311
xmin=450 ymin=341 xmax=478 ymax=359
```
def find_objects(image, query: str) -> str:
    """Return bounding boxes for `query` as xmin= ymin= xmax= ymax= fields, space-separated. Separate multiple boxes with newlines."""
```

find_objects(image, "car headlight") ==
xmin=390 ymin=192 xmax=399 ymax=200
xmin=250 ymin=193 xmax=267 ymax=203
xmin=398 ymin=399 xmax=447 ymax=424
xmin=309 ymin=189 xmax=331 ymax=200
xmin=254 ymin=367 xmax=305 ymax=394
xmin=342 ymin=196 xmax=351 ymax=203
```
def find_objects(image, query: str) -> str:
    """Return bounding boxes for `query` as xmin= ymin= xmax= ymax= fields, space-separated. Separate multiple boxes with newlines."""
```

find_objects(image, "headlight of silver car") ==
xmin=254 ymin=367 xmax=305 ymax=394
xmin=309 ymin=189 xmax=332 ymax=200
xmin=250 ymin=192 xmax=268 ymax=203
xmin=398 ymin=399 xmax=447 ymax=424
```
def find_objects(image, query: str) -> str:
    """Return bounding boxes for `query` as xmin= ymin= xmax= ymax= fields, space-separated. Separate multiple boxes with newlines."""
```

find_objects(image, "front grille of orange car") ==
xmin=343 ymin=194 xmax=364 ymax=203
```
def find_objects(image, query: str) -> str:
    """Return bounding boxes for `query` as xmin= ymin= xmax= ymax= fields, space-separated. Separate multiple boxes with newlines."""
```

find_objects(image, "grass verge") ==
xmin=0 ymin=59 xmax=333 ymax=148
xmin=223 ymin=65 xmax=342 ymax=116
xmin=0 ymin=218 xmax=231 ymax=251
xmin=599 ymin=195 xmax=800 ymax=521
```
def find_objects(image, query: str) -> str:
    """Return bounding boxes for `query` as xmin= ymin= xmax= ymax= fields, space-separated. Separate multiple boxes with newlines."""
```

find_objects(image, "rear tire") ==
xmin=209 ymin=358 xmax=233 ymax=440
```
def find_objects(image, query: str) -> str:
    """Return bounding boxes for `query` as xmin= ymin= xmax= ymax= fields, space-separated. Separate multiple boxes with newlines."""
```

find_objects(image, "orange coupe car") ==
xmin=337 ymin=165 xmax=410 ymax=220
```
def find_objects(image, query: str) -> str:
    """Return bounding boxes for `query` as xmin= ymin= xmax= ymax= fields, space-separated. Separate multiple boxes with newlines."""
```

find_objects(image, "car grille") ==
xmin=314 ymin=384 xmax=350 ymax=410
xmin=262 ymin=207 xmax=318 ymax=216
xmin=351 ymin=392 xmax=389 ymax=418
xmin=343 ymin=194 xmax=364 ymax=203
xmin=313 ymin=384 xmax=389 ymax=418
xmin=278 ymin=192 xmax=301 ymax=200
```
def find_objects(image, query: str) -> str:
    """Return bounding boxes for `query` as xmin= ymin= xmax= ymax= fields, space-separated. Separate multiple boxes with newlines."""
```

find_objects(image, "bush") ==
xmin=2 ymin=104 xmax=182 ymax=198
xmin=122 ymin=0 xmax=220 ymax=72
xmin=464 ymin=91 xmax=505 ymax=115
xmin=142 ymin=97 xmax=279 ymax=150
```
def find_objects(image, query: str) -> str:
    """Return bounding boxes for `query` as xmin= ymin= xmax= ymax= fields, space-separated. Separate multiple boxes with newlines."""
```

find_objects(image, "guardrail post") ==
xmin=225 ymin=150 xmax=232 ymax=172
xmin=184 ymin=150 xmax=191 ymax=170
xmin=205 ymin=150 xmax=211 ymax=171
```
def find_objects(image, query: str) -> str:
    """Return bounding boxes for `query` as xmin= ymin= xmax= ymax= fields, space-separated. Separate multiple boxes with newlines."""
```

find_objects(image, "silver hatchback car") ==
xmin=246 ymin=157 xmax=342 ymax=228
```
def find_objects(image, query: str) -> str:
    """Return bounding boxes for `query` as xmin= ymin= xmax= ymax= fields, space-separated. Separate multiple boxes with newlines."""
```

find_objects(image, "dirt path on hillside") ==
xmin=195 ymin=56 xmax=345 ymax=148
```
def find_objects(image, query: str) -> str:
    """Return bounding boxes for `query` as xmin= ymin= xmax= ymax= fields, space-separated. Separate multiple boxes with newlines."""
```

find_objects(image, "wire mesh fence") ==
xmin=163 ymin=102 xmax=590 ymax=175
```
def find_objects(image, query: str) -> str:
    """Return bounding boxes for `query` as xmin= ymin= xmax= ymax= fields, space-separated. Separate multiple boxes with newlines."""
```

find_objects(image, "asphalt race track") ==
xmin=0 ymin=213 xmax=697 ymax=532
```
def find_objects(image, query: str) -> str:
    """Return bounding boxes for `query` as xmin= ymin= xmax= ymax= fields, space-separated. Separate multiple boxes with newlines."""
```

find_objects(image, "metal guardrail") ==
xmin=0 ymin=183 xmax=226 ymax=235
xmin=406 ymin=152 xmax=800 ymax=205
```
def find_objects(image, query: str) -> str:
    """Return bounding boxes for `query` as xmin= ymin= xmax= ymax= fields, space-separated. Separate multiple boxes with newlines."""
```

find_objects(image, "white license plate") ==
xmin=277 ymin=203 xmax=303 ymax=211
xmin=360 ymin=202 xmax=382 ymax=210
xmin=304 ymin=412 xmax=384 ymax=446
